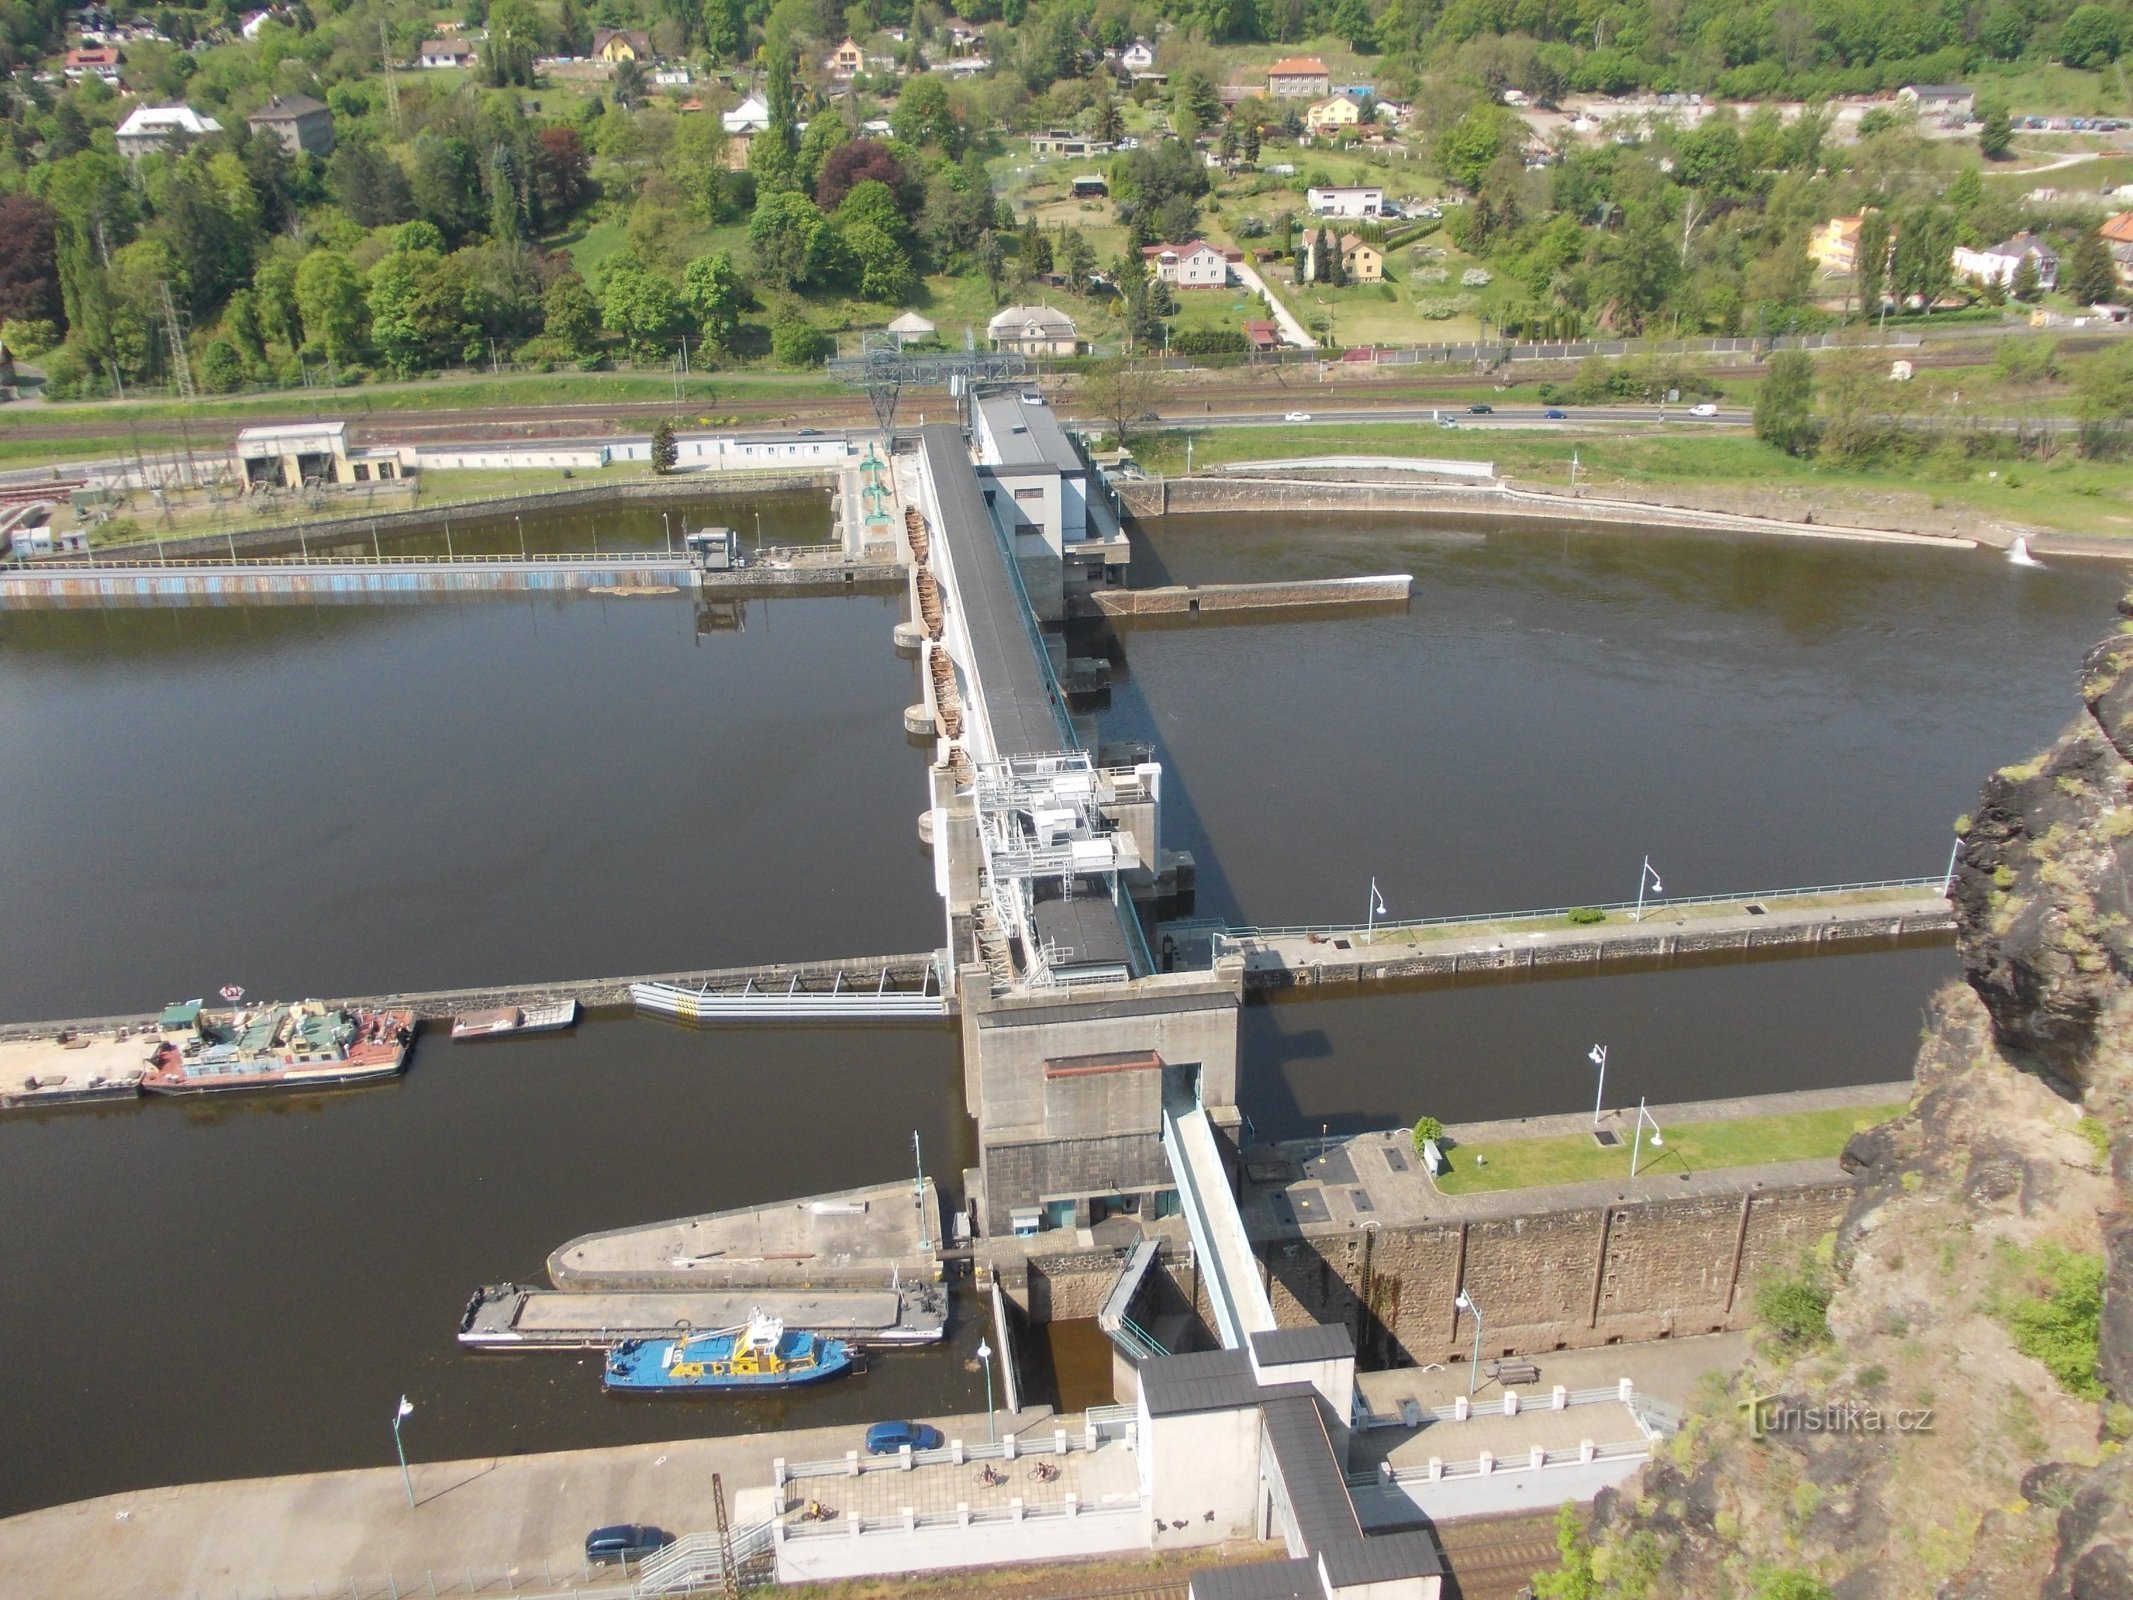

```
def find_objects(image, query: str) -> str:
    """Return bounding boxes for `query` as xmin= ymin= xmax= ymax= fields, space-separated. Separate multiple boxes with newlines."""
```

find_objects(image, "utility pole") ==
xmin=158 ymin=280 xmax=196 ymax=403
xmin=381 ymin=20 xmax=403 ymax=135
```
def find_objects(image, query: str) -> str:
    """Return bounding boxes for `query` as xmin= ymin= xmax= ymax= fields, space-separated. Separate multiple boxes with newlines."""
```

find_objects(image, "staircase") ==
xmin=630 ymin=1522 xmax=775 ymax=1595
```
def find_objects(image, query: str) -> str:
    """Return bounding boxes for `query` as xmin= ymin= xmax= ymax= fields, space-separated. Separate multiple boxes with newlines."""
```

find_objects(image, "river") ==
xmin=0 ymin=498 xmax=2123 ymax=1515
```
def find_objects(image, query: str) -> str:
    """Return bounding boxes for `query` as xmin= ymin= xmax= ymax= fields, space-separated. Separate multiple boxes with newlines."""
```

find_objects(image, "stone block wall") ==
xmin=1252 ymin=1177 xmax=1853 ymax=1366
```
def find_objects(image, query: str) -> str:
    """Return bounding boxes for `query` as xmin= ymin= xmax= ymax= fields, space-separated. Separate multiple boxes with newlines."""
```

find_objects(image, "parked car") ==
xmin=796 ymin=427 xmax=822 ymax=435
xmin=1689 ymin=402 xmax=1719 ymax=418
xmin=1543 ymin=408 xmax=1567 ymax=419
xmin=866 ymin=1420 xmax=945 ymax=1454
xmin=1467 ymin=403 xmax=1493 ymax=414
xmin=585 ymin=1525 xmax=675 ymax=1566
xmin=1284 ymin=410 xmax=1313 ymax=422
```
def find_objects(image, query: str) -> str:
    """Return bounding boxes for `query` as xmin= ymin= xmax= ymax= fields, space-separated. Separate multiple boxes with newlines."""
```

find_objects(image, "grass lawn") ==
xmin=1130 ymin=421 xmax=2133 ymax=537
xmin=1973 ymin=62 xmax=2129 ymax=118
xmin=1433 ymin=1103 xmax=1906 ymax=1194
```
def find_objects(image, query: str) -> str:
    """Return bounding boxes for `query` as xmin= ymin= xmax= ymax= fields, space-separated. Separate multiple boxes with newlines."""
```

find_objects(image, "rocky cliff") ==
xmin=1562 ymin=597 xmax=2133 ymax=1599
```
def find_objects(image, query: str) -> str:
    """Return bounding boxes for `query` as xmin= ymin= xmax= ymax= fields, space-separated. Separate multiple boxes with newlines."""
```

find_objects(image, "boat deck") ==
xmin=0 ymin=1031 xmax=159 ymax=1107
xmin=460 ymin=1284 xmax=947 ymax=1349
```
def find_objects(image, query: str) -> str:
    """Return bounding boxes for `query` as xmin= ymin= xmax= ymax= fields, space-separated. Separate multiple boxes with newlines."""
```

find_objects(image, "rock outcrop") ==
xmin=1565 ymin=597 xmax=2133 ymax=1599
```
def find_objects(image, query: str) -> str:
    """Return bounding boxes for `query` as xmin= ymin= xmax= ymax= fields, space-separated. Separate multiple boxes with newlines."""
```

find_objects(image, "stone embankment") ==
xmin=1086 ymin=574 xmax=1411 ymax=616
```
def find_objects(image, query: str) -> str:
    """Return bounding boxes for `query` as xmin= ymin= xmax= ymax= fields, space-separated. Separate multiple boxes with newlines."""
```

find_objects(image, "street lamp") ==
xmin=1365 ymin=878 xmax=1387 ymax=943
xmin=514 ymin=513 xmax=525 ymax=559
xmin=976 ymin=1338 xmax=996 ymax=1443
xmin=1630 ymin=1097 xmax=1665 ymax=1177
xmin=392 ymin=1396 xmax=415 ymax=1508
xmin=1454 ymin=1291 xmax=1484 ymax=1397
xmin=1588 ymin=1043 xmax=1608 ymax=1127
xmin=1632 ymin=856 xmax=1664 ymax=922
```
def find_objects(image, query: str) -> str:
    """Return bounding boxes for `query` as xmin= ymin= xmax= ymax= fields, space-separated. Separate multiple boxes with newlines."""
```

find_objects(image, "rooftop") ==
xmin=1268 ymin=56 xmax=1329 ymax=75
xmin=250 ymin=92 xmax=327 ymax=119
xmin=975 ymin=393 xmax=1082 ymax=475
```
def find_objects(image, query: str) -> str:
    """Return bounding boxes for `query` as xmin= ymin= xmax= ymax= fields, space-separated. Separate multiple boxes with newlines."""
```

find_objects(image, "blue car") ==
xmin=865 ymin=1419 xmax=944 ymax=1454
xmin=585 ymin=1525 xmax=674 ymax=1566
xmin=1544 ymin=408 xmax=1567 ymax=419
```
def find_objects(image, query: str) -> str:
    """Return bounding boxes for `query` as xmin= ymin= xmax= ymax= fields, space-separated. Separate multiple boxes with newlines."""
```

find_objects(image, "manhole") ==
xmin=1745 ymin=903 xmax=1767 ymax=916
xmin=1592 ymin=1129 xmax=1622 ymax=1147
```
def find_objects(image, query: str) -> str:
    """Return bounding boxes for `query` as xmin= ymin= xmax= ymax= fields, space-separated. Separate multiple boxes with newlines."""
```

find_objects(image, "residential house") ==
xmin=592 ymin=28 xmax=651 ymax=62
xmin=1807 ymin=213 xmax=1899 ymax=277
xmin=1339 ymin=234 xmax=1382 ymax=283
xmin=722 ymin=93 xmax=770 ymax=134
xmin=62 ymin=45 xmax=122 ymax=82
xmin=825 ymin=36 xmax=864 ymax=76
xmin=417 ymin=37 xmax=477 ymax=67
xmin=987 ymin=304 xmax=1080 ymax=355
xmin=1265 ymin=55 xmax=1330 ymax=98
xmin=1141 ymin=239 xmax=1237 ymax=289
xmin=1030 ymin=129 xmax=1101 ymax=158
xmin=1953 ymin=231 xmax=2059 ymax=290
xmin=247 ymin=92 xmax=334 ymax=156
xmin=1119 ymin=40 xmax=1155 ymax=72
xmin=1898 ymin=83 xmax=1974 ymax=121
xmin=1070 ymin=175 xmax=1109 ymax=198
xmin=238 ymin=9 xmax=275 ymax=38
xmin=115 ymin=104 xmax=223 ymax=160
xmin=1306 ymin=184 xmax=1384 ymax=218
xmin=2102 ymin=214 xmax=2133 ymax=285
xmin=1304 ymin=95 xmax=1359 ymax=135
xmin=653 ymin=67 xmax=691 ymax=86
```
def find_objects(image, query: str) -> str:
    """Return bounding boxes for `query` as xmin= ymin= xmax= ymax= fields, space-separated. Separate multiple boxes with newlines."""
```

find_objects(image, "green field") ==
xmin=1432 ymin=1103 xmax=1906 ymax=1194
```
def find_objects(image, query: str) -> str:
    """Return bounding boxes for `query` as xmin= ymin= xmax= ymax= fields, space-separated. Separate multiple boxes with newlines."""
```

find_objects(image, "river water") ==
xmin=0 ymin=498 xmax=2124 ymax=1516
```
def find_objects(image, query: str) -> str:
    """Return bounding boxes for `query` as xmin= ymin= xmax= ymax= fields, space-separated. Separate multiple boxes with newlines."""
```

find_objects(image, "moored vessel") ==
xmin=602 ymin=1313 xmax=854 ymax=1393
xmin=450 ymin=999 xmax=578 ymax=1041
xmin=139 ymin=999 xmax=415 ymax=1095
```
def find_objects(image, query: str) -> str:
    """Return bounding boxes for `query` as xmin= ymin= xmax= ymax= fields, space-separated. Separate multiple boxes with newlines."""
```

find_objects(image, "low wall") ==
xmin=1089 ymin=575 xmax=1411 ymax=616
xmin=1258 ymin=1172 xmax=1852 ymax=1367
xmin=1242 ymin=906 xmax=1955 ymax=991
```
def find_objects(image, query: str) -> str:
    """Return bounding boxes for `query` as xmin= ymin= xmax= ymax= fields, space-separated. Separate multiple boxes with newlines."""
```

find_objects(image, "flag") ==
xmin=1370 ymin=879 xmax=1388 ymax=917
xmin=396 ymin=1396 xmax=414 ymax=1420
xmin=219 ymin=985 xmax=244 ymax=1002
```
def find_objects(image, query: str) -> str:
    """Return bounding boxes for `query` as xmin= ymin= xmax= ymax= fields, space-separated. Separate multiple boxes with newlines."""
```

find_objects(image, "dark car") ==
xmin=1543 ymin=407 xmax=1567 ymax=419
xmin=796 ymin=427 xmax=823 ymax=436
xmin=865 ymin=1420 xmax=945 ymax=1454
xmin=1467 ymin=403 xmax=1494 ymax=414
xmin=585 ymin=1525 xmax=675 ymax=1566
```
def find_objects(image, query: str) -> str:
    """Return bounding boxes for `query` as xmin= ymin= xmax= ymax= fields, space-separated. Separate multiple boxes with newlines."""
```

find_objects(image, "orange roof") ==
xmin=2102 ymin=213 xmax=2133 ymax=245
xmin=1267 ymin=56 xmax=1328 ymax=76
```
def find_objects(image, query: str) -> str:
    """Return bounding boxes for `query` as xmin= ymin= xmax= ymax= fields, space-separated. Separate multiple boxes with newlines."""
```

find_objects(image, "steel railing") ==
xmin=631 ymin=1523 xmax=775 ymax=1595
xmin=11 ymin=549 xmax=691 ymax=571
xmin=1222 ymin=875 xmax=1949 ymax=943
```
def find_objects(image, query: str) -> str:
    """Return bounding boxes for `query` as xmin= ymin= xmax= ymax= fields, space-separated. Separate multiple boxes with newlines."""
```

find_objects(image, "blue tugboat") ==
xmin=603 ymin=1312 xmax=855 ymax=1393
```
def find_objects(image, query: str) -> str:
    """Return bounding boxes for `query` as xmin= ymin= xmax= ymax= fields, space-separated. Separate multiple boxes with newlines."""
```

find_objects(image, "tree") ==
xmin=749 ymin=190 xmax=834 ymax=291
xmin=366 ymin=245 xmax=446 ymax=375
xmin=1409 ymin=1116 xmax=1443 ymax=1153
xmin=1435 ymin=103 xmax=1518 ymax=193
xmin=2059 ymin=4 xmax=2124 ymax=66
xmin=2068 ymin=230 xmax=2118 ymax=306
xmin=816 ymin=140 xmax=916 ymax=216
xmin=796 ymin=114 xmax=850 ymax=196
xmin=2011 ymin=255 xmax=2041 ymax=302
xmin=842 ymin=221 xmax=918 ymax=302
xmin=769 ymin=306 xmax=832 ymax=366
xmin=1755 ymin=349 xmax=1817 ymax=456
xmin=1020 ymin=222 xmax=1052 ymax=280
xmin=1854 ymin=209 xmax=1890 ymax=317
xmin=533 ymin=127 xmax=592 ymax=219
xmin=978 ymin=230 xmax=1005 ymax=300
xmin=1978 ymin=105 xmax=2013 ymax=161
xmin=1059 ymin=229 xmax=1095 ymax=294
xmin=2076 ymin=344 xmax=2133 ymax=456
xmin=1082 ymin=356 xmax=1163 ymax=444
xmin=329 ymin=140 xmax=414 ymax=228
xmin=1530 ymin=1503 xmax=1598 ymax=1600
xmin=295 ymin=250 xmax=365 ymax=364
xmin=410 ymin=134 xmax=484 ymax=245
xmin=599 ymin=253 xmax=685 ymax=359
xmin=198 ymin=338 xmax=246 ymax=394
xmin=891 ymin=74 xmax=958 ymax=151
xmin=542 ymin=271 xmax=599 ymax=356
xmin=650 ymin=417 xmax=678 ymax=473
xmin=681 ymin=251 xmax=746 ymax=348
xmin=751 ymin=43 xmax=801 ymax=190
xmin=613 ymin=58 xmax=648 ymax=108
xmin=0 ymin=194 xmax=61 ymax=329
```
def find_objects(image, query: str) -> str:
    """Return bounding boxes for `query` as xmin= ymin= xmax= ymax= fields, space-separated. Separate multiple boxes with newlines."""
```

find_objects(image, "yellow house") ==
xmin=592 ymin=28 xmax=651 ymax=63
xmin=826 ymin=36 xmax=865 ymax=76
xmin=1340 ymin=234 xmax=1383 ymax=283
xmin=1305 ymin=95 xmax=1359 ymax=135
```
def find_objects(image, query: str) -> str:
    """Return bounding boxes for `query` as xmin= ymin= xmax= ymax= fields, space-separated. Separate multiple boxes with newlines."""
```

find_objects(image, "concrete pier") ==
xmin=458 ymin=1281 xmax=947 ymax=1348
xmin=548 ymin=1177 xmax=944 ymax=1291
xmin=1086 ymin=574 xmax=1412 ymax=617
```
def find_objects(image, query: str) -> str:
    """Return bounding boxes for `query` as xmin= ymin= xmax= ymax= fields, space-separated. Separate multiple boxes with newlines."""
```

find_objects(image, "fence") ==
xmin=778 ymin=1423 xmax=1094 ymax=1483
xmin=1221 ymin=875 xmax=1948 ymax=944
xmin=776 ymin=1495 xmax=1141 ymax=1541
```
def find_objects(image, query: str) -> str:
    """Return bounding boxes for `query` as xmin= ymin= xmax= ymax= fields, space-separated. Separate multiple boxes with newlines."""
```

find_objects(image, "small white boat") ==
xmin=451 ymin=1000 xmax=579 ymax=1041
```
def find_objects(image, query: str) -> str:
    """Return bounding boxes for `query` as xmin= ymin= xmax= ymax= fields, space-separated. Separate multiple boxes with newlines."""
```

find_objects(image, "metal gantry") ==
xmin=827 ymin=334 xmax=1032 ymax=436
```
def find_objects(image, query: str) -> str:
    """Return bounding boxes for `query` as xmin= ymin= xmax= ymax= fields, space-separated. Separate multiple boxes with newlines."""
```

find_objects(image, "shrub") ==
xmin=36 ymin=345 xmax=98 ymax=399
xmin=1755 ymin=1258 xmax=1832 ymax=1347
xmin=1460 ymin=267 xmax=1493 ymax=287
xmin=1411 ymin=1115 xmax=1444 ymax=1153
xmin=2004 ymin=1245 xmax=2105 ymax=1398
xmin=770 ymin=310 xmax=834 ymax=368
xmin=1567 ymin=906 xmax=1605 ymax=925
xmin=1169 ymin=327 xmax=1249 ymax=355
xmin=0 ymin=318 xmax=59 ymax=358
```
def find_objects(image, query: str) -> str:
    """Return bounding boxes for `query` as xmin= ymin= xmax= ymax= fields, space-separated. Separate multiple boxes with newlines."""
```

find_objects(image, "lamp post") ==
xmin=1632 ymin=856 xmax=1663 ymax=921
xmin=392 ymin=1396 xmax=415 ymax=1508
xmin=1588 ymin=1043 xmax=1608 ymax=1127
xmin=1454 ymin=1291 xmax=1483 ymax=1397
xmin=515 ymin=513 xmax=525 ymax=560
xmin=1366 ymin=877 xmax=1387 ymax=943
xmin=976 ymin=1338 xmax=995 ymax=1443
xmin=1630 ymin=1097 xmax=1665 ymax=1177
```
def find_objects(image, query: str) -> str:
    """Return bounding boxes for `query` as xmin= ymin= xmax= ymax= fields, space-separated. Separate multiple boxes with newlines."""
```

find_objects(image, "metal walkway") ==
xmin=631 ymin=958 xmax=947 ymax=1021
xmin=1161 ymin=1104 xmax=1276 ymax=1351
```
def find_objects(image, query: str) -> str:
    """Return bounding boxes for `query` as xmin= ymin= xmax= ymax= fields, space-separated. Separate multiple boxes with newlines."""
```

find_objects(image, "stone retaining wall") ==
xmin=1259 ymin=1174 xmax=1853 ymax=1367
xmin=1088 ymin=575 xmax=1411 ymax=615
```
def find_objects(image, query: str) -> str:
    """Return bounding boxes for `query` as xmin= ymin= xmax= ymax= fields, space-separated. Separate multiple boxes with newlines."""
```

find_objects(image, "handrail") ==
xmin=10 ymin=549 xmax=694 ymax=572
xmin=1223 ymin=875 xmax=1949 ymax=942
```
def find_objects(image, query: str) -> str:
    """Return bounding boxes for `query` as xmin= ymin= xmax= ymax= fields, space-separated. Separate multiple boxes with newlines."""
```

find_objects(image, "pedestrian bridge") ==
xmin=1162 ymin=1102 xmax=1276 ymax=1350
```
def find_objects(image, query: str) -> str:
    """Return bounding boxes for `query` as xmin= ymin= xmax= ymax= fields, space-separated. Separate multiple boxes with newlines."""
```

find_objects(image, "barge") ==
xmin=450 ymin=1000 xmax=579 ymax=1041
xmin=139 ymin=999 xmax=415 ymax=1095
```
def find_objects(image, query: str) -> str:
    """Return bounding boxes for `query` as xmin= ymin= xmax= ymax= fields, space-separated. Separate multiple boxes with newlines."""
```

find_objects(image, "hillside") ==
xmin=1544 ymin=596 xmax=2133 ymax=1597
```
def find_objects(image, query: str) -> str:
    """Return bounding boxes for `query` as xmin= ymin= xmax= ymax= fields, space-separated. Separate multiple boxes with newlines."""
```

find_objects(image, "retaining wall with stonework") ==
xmin=1252 ymin=1170 xmax=1852 ymax=1368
